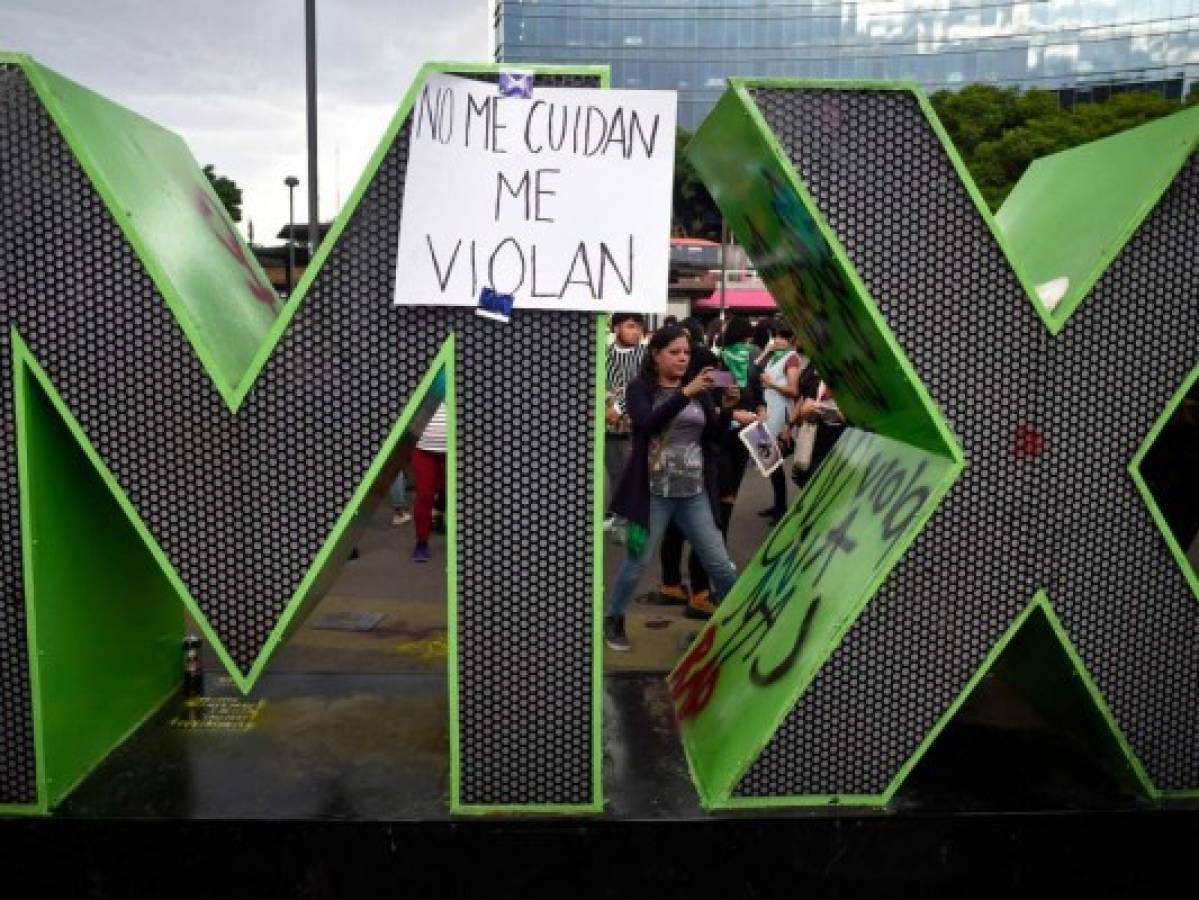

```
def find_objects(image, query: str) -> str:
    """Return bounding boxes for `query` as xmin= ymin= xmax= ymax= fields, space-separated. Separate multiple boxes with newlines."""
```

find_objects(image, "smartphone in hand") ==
xmin=709 ymin=370 xmax=736 ymax=389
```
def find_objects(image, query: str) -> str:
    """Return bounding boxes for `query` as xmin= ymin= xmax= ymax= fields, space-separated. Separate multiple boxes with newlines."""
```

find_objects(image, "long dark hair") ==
xmin=721 ymin=315 xmax=753 ymax=348
xmin=640 ymin=325 xmax=690 ymax=381
xmin=680 ymin=317 xmax=705 ymax=347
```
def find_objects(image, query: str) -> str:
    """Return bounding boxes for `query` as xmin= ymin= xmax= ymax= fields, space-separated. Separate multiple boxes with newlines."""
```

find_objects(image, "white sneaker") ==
xmin=392 ymin=507 xmax=412 ymax=526
xmin=602 ymin=515 xmax=617 ymax=532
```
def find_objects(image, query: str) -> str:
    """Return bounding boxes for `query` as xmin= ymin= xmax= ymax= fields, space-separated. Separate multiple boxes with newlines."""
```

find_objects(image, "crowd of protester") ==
xmin=382 ymin=309 xmax=845 ymax=657
xmin=603 ymin=312 xmax=844 ymax=652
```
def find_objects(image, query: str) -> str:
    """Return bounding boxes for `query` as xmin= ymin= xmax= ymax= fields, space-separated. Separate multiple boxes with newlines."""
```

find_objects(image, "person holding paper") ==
xmin=755 ymin=323 xmax=803 ymax=523
xmin=789 ymin=368 xmax=846 ymax=491
xmin=604 ymin=325 xmax=741 ymax=652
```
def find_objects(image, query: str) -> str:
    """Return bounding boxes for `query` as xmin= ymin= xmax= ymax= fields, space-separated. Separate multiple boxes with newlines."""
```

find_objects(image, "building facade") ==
xmin=492 ymin=1 xmax=1199 ymax=129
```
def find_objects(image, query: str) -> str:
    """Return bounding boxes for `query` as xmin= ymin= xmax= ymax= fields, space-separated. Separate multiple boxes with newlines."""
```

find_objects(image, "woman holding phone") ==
xmin=604 ymin=325 xmax=742 ymax=652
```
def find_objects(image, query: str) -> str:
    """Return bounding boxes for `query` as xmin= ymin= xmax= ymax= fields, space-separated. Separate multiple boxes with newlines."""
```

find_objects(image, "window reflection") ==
xmin=495 ymin=1 xmax=1198 ymax=129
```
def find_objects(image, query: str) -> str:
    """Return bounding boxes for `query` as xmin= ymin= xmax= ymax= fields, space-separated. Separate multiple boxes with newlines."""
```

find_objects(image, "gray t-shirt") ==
xmin=649 ymin=388 xmax=706 ymax=498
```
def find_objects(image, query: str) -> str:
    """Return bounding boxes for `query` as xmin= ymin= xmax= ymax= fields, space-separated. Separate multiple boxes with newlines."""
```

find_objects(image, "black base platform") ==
xmin=4 ymin=671 xmax=1197 ymax=897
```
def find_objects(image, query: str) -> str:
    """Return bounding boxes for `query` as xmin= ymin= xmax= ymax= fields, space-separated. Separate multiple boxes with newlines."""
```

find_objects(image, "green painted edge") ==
xmin=591 ymin=315 xmax=607 ymax=811
xmin=9 ymin=333 xmax=189 ymax=814
xmin=245 ymin=345 xmax=453 ymax=689
xmin=6 ymin=60 xmax=611 ymax=693
xmin=1023 ymin=595 xmax=1157 ymax=798
xmin=725 ymin=81 xmax=964 ymax=463
xmin=10 ymin=56 xmax=252 ymax=412
xmin=716 ymin=794 xmax=882 ymax=810
xmin=1007 ymin=125 xmax=1198 ymax=331
xmin=1128 ymin=363 xmax=1199 ymax=607
xmin=726 ymin=77 xmax=1058 ymax=334
xmin=449 ymin=804 xmax=601 ymax=817
xmin=12 ymin=325 xmax=452 ymax=694
xmin=716 ymin=592 xmax=1158 ymax=809
xmin=450 ymin=314 xmax=608 ymax=817
xmin=687 ymin=82 xmax=966 ymax=805
xmin=228 ymin=61 xmax=610 ymax=412
xmin=44 ymin=687 xmax=179 ymax=810
xmin=699 ymin=448 xmax=960 ymax=810
xmin=907 ymin=89 xmax=1062 ymax=333
xmin=8 ymin=345 xmax=47 ymax=816
xmin=445 ymin=341 xmax=462 ymax=812
xmin=9 ymin=329 xmax=250 ymax=686
xmin=878 ymin=592 xmax=1153 ymax=804
xmin=732 ymin=77 xmax=1198 ymax=336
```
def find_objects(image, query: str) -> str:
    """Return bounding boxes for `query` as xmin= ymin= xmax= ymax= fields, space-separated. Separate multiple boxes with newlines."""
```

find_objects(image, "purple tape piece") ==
xmin=498 ymin=71 xmax=534 ymax=100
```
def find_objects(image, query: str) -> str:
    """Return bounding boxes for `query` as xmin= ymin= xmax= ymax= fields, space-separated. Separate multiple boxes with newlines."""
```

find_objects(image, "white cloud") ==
xmin=0 ymin=0 xmax=490 ymax=242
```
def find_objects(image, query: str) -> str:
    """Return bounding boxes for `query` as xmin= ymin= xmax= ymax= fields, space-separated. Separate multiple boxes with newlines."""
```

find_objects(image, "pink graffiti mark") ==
xmin=194 ymin=186 xmax=278 ymax=309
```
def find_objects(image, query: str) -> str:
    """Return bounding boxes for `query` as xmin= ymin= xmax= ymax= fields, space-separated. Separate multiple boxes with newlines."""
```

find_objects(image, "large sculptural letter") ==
xmin=0 ymin=57 xmax=604 ymax=814
xmin=677 ymin=81 xmax=1198 ymax=806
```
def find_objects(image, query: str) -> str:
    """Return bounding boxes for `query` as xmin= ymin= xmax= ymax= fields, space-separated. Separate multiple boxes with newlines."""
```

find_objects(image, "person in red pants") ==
xmin=411 ymin=403 xmax=447 ymax=563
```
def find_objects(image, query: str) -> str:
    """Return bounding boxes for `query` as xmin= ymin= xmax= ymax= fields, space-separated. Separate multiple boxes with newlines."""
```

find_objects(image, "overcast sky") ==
xmin=1 ymin=0 xmax=489 ymax=243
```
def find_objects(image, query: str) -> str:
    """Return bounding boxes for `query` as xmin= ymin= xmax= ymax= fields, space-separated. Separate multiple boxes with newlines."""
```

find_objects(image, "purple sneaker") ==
xmin=412 ymin=541 xmax=432 ymax=564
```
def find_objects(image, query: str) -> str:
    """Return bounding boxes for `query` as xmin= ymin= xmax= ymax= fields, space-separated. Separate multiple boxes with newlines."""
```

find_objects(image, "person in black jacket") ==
xmin=604 ymin=326 xmax=741 ymax=652
xmin=657 ymin=317 xmax=723 ymax=617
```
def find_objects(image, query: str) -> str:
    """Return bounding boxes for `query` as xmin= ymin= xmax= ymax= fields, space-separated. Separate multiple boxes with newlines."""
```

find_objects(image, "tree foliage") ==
xmin=931 ymin=84 xmax=1198 ymax=210
xmin=672 ymin=127 xmax=722 ymax=240
xmin=202 ymin=163 xmax=243 ymax=223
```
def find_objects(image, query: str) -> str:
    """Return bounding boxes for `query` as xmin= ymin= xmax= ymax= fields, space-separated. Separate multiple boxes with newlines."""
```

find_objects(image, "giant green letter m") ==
xmin=0 ymin=57 xmax=606 ymax=815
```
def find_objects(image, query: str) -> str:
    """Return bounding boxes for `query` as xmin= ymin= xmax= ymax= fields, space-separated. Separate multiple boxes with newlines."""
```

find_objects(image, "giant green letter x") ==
xmin=675 ymin=81 xmax=1199 ymax=807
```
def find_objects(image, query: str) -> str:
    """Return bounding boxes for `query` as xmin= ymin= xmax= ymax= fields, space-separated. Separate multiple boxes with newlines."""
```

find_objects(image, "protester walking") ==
xmin=658 ymin=317 xmax=722 ymax=614
xmin=604 ymin=326 xmax=741 ymax=652
xmin=604 ymin=313 xmax=646 ymax=542
xmin=411 ymin=401 xmax=447 ymax=564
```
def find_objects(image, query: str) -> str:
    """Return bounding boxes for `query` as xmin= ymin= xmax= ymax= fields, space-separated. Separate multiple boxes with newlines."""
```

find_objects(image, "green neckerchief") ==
xmin=720 ymin=342 xmax=754 ymax=388
xmin=768 ymin=349 xmax=792 ymax=367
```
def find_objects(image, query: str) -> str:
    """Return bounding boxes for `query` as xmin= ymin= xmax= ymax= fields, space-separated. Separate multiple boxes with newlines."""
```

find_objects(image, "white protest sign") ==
xmin=394 ymin=72 xmax=676 ymax=314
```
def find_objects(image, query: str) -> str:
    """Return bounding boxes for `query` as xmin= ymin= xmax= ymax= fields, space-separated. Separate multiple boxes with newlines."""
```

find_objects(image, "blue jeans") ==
xmin=389 ymin=471 xmax=407 ymax=508
xmin=606 ymin=493 xmax=738 ymax=616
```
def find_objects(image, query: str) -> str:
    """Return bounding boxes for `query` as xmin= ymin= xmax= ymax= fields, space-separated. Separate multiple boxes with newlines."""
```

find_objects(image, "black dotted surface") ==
xmin=0 ymin=67 xmax=598 ymax=807
xmin=735 ymin=88 xmax=1198 ymax=797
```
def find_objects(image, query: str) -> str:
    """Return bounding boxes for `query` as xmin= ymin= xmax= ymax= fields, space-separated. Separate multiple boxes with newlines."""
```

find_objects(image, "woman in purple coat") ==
xmin=604 ymin=325 xmax=741 ymax=652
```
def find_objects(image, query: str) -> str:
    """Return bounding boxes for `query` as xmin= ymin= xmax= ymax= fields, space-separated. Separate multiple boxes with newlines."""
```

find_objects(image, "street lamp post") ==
xmin=305 ymin=0 xmax=319 ymax=256
xmin=719 ymin=219 xmax=728 ymax=324
xmin=285 ymin=176 xmax=299 ymax=296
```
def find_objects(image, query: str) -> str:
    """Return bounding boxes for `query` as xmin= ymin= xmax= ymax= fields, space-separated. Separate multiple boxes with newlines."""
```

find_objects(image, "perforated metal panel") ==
xmin=735 ymin=89 xmax=1199 ymax=797
xmin=0 ymin=66 xmax=599 ymax=807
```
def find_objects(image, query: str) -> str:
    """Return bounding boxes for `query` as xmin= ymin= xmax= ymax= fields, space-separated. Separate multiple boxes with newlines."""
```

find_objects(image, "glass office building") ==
xmin=492 ymin=1 xmax=1199 ymax=129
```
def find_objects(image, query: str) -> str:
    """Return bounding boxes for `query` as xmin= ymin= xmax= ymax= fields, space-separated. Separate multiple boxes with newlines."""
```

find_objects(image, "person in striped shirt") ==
xmin=604 ymin=313 xmax=646 ymax=539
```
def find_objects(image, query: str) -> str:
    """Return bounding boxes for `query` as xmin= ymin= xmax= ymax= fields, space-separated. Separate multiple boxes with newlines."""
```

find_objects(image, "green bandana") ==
xmin=720 ymin=342 xmax=754 ymax=388
xmin=626 ymin=522 xmax=649 ymax=559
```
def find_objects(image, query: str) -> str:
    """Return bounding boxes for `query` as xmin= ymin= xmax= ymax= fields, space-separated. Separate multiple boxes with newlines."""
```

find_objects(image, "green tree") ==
xmin=672 ymin=127 xmax=722 ymax=240
xmin=202 ymin=163 xmax=243 ymax=223
xmin=931 ymin=86 xmax=1193 ymax=210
